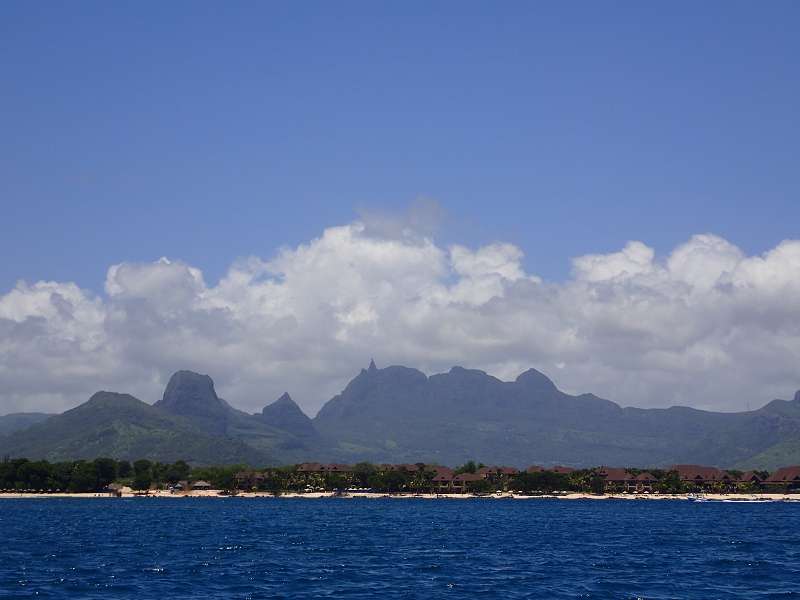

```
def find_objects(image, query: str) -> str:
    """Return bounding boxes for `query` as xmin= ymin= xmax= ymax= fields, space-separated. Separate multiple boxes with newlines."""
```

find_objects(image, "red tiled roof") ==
xmin=453 ymin=473 xmax=484 ymax=482
xmin=297 ymin=463 xmax=323 ymax=472
xmin=383 ymin=463 xmax=422 ymax=472
xmin=597 ymin=467 xmax=632 ymax=482
xmin=635 ymin=472 xmax=655 ymax=481
xmin=431 ymin=466 xmax=454 ymax=477
xmin=322 ymin=464 xmax=353 ymax=473
xmin=765 ymin=466 xmax=800 ymax=483
xmin=550 ymin=466 xmax=575 ymax=474
xmin=477 ymin=466 xmax=519 ymax=476
xmin=526 ymin=465 xmax=544 ymax=473
xmin=739 ymin=470 xmax=763 ymax=483
xmin=670 ymin=464 xmax=726 ymax=482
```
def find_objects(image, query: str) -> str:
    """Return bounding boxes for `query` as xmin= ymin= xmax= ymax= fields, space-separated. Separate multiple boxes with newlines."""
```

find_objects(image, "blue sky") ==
xmin=2 ymin=1 xmax=799 ymax=293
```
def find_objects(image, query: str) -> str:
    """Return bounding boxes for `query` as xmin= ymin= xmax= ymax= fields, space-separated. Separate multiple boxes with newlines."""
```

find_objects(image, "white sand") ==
xmin=2 ymin=490 xmax=797 ymax=501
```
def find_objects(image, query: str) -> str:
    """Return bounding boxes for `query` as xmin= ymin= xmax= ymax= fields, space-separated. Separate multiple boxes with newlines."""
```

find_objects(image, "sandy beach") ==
xmin=2 ymin=489 xmax=798 ymax=501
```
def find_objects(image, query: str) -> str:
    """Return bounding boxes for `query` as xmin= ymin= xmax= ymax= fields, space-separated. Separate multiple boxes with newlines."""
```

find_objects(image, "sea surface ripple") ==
xmin=1 ymin=498 xmax=799 ymax=599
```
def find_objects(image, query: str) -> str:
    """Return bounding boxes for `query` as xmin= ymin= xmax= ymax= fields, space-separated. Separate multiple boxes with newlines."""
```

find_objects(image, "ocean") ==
xmin=1 ymin=498 xmax=798 ymax=599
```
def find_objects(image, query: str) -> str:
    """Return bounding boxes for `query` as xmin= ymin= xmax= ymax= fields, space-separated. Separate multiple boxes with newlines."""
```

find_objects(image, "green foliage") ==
xmin=324 ymin=473 xmax=349 ymax=490
xmin=469 ymin=479 xmax=493 ymax=493
xmin=654 ymin=470 xmax=683 ymax=494
xmin=132 ymin=475 xmax=152 ymax=491
xmin=455 ymin=460 xmax=477 ymax=475
xmin=68 ymin=461 xmax=99 ymax=492
xmin=352 ymin=462 xmax=377 ymax=486
xmin=511 ymin=471 xmax=573 ymax=494
xmin=93 ymin=458 xmax=118 ymax=488
xmin=132 ymin=459 xmax=151 ymax=476
xmin=261 ymin=475 xmax=284 ymax=496
xmin=117 ymin=460 xmax=132 ymax=478
xmin=0 ymin=457 xmax=117 ymax=492
xmin=0 ymin=457 xmax=265 ymax=493
xmin=163 ymin=460 xmax=191 ymax=483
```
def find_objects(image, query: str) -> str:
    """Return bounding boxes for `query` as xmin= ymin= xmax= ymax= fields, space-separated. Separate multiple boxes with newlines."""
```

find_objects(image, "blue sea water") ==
xmin=1 ymin=498 xmax=799 ymax=599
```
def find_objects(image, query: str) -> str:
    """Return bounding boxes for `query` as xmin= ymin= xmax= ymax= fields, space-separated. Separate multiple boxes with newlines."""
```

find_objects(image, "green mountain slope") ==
xmin=736 ymin=440 xmax=800 ymax=471
xmin=0 ymin=391 xmax=271 ymax=465
xmin=0 ymin=413 xmax=51 ymax=436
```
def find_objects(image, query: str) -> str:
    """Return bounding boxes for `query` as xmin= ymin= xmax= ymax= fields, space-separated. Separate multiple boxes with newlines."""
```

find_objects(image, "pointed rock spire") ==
xmin=368 ymin=358 xmax=377 ymax=372
xmin=273 ymin=392 xmax=295 ymax=406
xmin=260 ymin=392 xmax=317 ymax=437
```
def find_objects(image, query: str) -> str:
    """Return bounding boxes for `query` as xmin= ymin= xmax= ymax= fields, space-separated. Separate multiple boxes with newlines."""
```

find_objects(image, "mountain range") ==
xmin=2 ymin=362 xmax=800 ymax=470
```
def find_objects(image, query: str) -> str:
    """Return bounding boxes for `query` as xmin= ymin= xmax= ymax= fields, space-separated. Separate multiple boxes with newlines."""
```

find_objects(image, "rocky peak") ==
xmin=84 ymin=391 xmax=144 ymax=411
xmin=155 ymin=370 xmax=229 ymax=421
xmin=267 ymin=392 xmax=297 ymax=409
xmin=514 ymin=368 xmax=558 ymax=392
xmin=261 ymin=392 xmax=316 ymax=437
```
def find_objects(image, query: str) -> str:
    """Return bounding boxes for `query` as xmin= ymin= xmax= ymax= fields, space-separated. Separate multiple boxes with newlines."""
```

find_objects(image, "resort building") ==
xmin=234 ymin=470 xmax=266 ymax=489
xmin=296 ymin=463 xmax=325 ymax=473
xmin=432 ymin=472 xmax=455 ymax=494
xmin=596 ymin=467 xmax=633 ymax=492
xmin=429 ymin=466 xmax=458 ymax=493
xmin=763 ymin=466 xmax=800 ymax=491
xmin=451 ymin=473 xmax=485 ymax=493
xmin=737 ymin=471 xmax=764 ymax=487
xmin=669 ymin=465 xmax=743 ymax=491
xmin=634 ymin=472 xmax=656 ymax=492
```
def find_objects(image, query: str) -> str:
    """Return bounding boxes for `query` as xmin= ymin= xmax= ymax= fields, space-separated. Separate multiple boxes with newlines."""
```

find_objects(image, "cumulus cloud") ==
xmin=1 ymin=224 xmax=799 ymax=416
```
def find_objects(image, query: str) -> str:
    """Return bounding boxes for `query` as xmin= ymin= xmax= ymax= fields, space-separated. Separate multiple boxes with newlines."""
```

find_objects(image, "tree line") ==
xmin=1 ymin=457 xmax=203 ymax=492
xmin=1 ymin=458 xmax=770 ymax=494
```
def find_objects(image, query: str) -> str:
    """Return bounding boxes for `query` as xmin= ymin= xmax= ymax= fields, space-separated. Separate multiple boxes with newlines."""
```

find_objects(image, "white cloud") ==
xmin=666 ymin=234 xmax=743 ymax=290
xmin=1 ymin=221 xmax=800 ymax=416
xmin=572 ymin=241 xmax=655 ymax=282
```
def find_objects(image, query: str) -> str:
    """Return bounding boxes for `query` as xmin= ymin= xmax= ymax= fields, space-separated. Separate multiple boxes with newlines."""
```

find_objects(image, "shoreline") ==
xmin=2 ymin=490 xmax=798 ymax=501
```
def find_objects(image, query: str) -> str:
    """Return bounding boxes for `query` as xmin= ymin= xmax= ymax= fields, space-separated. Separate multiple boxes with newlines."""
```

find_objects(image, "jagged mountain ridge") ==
xmin=312 ymin=364 xmax=800 ymax=469
xmin=2 ymin=363 xmax=800 ymax=469
xmin=0 ymin=372 xmax=325 ymax=465
xmin=153 ymin=371 xmax=326 ymax=461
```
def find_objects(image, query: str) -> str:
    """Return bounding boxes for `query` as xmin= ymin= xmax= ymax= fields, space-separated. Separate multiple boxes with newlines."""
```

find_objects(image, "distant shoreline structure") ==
xmin=3 ymin=458 xmax=800 ymax=500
